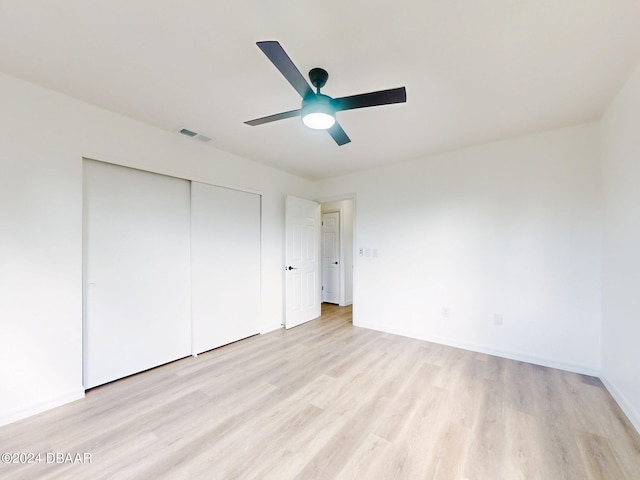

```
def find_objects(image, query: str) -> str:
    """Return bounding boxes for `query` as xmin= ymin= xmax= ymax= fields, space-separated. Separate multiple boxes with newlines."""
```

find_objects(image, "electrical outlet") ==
xmin=493 ymin=313 xmax=504 ymax=325
xmin=443 ymin=307 xmax=450 ymax=318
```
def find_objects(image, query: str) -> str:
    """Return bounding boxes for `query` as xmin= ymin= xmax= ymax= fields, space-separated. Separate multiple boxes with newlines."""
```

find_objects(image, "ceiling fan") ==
xmin=244 ymin=41 xmax=407 ymax=146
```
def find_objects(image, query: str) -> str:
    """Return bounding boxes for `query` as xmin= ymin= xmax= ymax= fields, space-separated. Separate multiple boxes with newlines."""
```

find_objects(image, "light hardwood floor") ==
xmin=1 ymin=303 xmax=639 ymax=479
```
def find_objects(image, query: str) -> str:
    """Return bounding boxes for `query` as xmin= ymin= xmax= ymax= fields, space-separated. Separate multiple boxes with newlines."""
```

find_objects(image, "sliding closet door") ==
xmin=83 ymin=160 xmax=191 ymax=388
xmin=191 ymin=182 xmax=260 ymax=354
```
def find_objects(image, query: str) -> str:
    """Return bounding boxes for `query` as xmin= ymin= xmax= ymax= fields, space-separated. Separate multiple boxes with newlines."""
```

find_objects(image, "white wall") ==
xmin=5 ymin=61 xmax=639 ymax=431
xmin=318 ymin=124 xmax=602 ymax=373
xmin=0 ymin=72 xmax=314 ymax=426
xmin=600 ymin=63 xmax=640 ymax=432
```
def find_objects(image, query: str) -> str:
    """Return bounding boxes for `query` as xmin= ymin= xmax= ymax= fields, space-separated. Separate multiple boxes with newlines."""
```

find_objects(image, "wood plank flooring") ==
xmin=1 ymin=303 xmax=639 ymax=479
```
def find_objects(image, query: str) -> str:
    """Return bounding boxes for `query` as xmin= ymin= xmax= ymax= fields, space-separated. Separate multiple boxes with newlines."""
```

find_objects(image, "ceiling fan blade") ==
xmin=328 ymin=122 xmax=351 ymax=146
xmin=332 ymin=87 xmax=407 ymax=111
xmin=244 ymin=108 xmax=301 ymax=126
xmin=256 ymin=41 xmax=314 ymax=99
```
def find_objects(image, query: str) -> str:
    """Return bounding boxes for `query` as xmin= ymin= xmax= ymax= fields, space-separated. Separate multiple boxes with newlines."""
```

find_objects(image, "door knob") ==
xmin=333 ymin=261 xmax=339 ymax=265
xmin=286 ymin=266 xmax=298 ymax=270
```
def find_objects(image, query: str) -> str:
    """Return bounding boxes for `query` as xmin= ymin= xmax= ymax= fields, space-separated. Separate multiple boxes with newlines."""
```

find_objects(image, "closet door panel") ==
xmin=84 ymin=160 xmax=191 ymax=388
xmin=191 ymin=182 xmax=261 ymax=354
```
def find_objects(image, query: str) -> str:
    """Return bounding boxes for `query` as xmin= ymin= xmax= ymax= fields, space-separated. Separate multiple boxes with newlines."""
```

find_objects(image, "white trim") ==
xmin=317 ymin=192 xmax=357 ymax=204
xmin=260 ymin=325 xmax=283 ymax=335
xmin=355 ymin=321 xmax=601 ymax=377
xmin=600 ymin=376 xmax=640 ymax=435
xmin=82 ymin=154 xmax=265 ymax=197
xmin=0 ymin=388 xmax=85 ymax=427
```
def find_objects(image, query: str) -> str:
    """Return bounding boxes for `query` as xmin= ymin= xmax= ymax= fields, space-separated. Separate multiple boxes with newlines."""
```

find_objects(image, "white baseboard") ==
xmin=0 ymin=388 xmax=85 ymax=427
xmin=355 ymin=321 xmax=600 ymax=377
xmin=260 ymin=323 xmax=283 ymax=335
xmin=600 ymin=376 xmax=640 ymax=435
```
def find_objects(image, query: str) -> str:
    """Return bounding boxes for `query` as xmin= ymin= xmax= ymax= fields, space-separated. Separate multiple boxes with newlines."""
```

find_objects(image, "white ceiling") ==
xmin=1 ymin=1 xmax=639 ymax=180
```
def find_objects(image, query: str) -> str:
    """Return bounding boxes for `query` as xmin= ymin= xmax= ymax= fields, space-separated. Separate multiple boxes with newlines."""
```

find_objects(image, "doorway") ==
xmin=320 ymin=198 xmax=354 ymax=308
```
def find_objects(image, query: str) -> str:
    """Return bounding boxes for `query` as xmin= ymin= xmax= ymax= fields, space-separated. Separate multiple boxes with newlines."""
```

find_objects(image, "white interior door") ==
xmin=191 ymin=182 xmax=261 ymax=354
xmin=83 ymin=160 xmax=191 ymax=389
xmin=322 ymin=211 xmax=340 ymax=304
xmin=285 ymin=195 xmax=321 ymax=328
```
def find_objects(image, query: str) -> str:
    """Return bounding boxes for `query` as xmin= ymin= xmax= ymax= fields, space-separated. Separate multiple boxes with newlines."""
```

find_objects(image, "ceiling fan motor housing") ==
xmin=302 ymin=93 xmax=333 ymax=109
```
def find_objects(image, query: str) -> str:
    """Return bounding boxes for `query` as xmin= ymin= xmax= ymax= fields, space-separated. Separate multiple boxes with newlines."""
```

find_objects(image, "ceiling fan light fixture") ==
xmin=301 ymin=95 xmax=335 ymax=130
xmin=302 ymin=111 xmax=335 ymax=130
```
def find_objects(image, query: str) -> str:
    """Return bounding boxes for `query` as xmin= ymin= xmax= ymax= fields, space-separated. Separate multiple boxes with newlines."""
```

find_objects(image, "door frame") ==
xmin=318 ymin=193 xmax=356 ymax=314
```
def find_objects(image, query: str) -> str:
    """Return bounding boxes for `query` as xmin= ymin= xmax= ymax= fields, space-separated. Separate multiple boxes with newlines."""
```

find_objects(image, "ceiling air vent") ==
xmin=177 ymin=127 xmax=213 ymax=143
